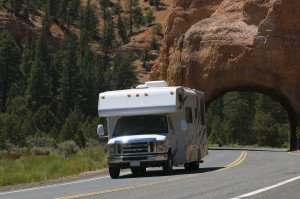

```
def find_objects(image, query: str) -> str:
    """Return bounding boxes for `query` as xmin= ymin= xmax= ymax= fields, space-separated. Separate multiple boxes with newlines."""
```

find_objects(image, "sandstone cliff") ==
xmin=150 ymin=0 xmax=300 ymax=148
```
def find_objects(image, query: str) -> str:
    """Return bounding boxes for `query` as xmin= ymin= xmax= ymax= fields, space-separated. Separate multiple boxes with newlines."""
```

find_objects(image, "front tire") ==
xmin=109 ymin=167 xmax=120 ymax=179
xmin=131 ymin=167 xmax=139 ymax=175
xmin=163 ymin=152 xmax=173 ymax=175
xmin=139 ymin=167 xmax=146 ymax=175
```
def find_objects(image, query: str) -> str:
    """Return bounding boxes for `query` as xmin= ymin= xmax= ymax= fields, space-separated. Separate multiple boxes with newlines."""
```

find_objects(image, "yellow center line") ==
xmin=224 ymin=151 xmax=244 ymax=168
xmin=54 ymin=151 xmax=247 ymax=199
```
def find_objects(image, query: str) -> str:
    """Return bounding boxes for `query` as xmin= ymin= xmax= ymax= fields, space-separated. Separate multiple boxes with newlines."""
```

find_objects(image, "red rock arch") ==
xmin=150 ymin=0 xmax=300 ymax=149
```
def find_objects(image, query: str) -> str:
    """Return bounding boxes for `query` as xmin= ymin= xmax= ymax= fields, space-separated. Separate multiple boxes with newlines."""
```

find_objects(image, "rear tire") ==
xmin=109 ymin=167 xmax=120 ymax=179
xmin=184 ymin=163 xmax=191 ymax=171
xmin=191 ymin=160 xmax=199 ymax=170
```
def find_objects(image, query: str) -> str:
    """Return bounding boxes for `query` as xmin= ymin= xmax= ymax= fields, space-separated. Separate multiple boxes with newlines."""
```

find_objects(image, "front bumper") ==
xmin=108 ymin=153 xmax=168 ymax=169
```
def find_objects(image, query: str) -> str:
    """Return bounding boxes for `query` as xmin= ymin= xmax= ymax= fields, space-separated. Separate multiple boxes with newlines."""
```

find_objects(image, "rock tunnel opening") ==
xmin=205 ymin=86 xmax=297 ymax=150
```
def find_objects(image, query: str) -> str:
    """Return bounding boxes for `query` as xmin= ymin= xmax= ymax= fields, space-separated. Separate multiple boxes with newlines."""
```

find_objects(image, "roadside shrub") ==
xmin=58 ymin=140 xmax=79 ymax=159
xmin=74 ymin=128 xmax=86 ymax=149
xmin=281 ymin=142 xmax=289 ymax=148
xmin=6 ymin=143 xmax=29 ymax=159
xmin=31 ymin=147 xmax=51 ymax=156
xmin=0 ymin=150 xmax=8 ymax=158
xmin=86 ymin=139 xmax=102 ymax=148
xmin=26 ymin=136 xmax=54 ymax=148
xmin=0 ymin=129 xmax=6 ymax=150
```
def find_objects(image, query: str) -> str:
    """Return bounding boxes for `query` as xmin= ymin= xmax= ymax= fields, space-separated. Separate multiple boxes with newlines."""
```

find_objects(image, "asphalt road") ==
xmin=1 ymin=148 xmax=300 ymax=199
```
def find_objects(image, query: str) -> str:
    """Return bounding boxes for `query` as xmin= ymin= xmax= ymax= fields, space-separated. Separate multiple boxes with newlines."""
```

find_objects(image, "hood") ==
xmin=108 ymin=134 xmax=166 ymax=144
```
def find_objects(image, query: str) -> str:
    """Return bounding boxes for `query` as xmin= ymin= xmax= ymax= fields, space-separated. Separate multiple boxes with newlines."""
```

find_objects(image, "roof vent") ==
xmin=136 ymin=84 xmax=148 ymax=89
xmin=145 ymin=81 xmax=168 ymax=88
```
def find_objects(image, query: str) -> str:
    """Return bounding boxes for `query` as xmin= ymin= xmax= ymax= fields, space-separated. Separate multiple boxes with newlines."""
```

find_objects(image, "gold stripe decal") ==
xmin=54 ymin=151 xmax=247 ymax=199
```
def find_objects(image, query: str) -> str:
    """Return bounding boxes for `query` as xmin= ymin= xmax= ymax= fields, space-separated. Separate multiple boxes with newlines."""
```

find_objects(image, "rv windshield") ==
xmin=113 ymin=116 xmax=168 ymax=136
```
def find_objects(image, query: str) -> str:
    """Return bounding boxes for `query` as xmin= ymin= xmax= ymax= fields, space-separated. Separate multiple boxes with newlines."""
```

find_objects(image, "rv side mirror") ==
xmin=181 ymin=120 xmax=188 ymax=131
xmin=97 ymin=125 xmax=105 ymax=136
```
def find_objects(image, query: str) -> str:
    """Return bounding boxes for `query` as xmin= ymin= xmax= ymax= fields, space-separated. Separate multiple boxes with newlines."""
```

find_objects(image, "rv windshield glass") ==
xmin=113 ymin=116 xmax=168 ymax=136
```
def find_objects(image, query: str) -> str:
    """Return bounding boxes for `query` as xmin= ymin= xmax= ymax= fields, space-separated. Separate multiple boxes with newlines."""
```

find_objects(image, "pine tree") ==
xmin=112 ymin=0 xmax=122 ymax=15
xmin=100 ymin=16 xmax=116 ymax=69
xmin=47 ymin=0 xmax=56 ymax=17
xmin=41 ymin=10 xmax=51 ymax=37
xmin=150 ymin=36 xmax=158 ymax=50
xmin=26 ymin=30 xmax=52 ymax=111
xmin=149 ymin=0 xmax=161 ymax=10
xmin=80 ymin=0 xmax=97 ymax=39
xmin=140 ymin=48 xmax=151 ymax=67
xmin=78 ymin=29 xmax=90 ymax=65
xmin=81 ymin=50 xmax=99 ymax=116
xmin=222 ymin=92 xmax=252 ymax=145
xmin=117 ymin=14 xmax=129 ymax=45
xmin=2 ymin=114 xmax=26 ymax=147
xmin=21 ymin=28 xmax=35 ymax=86
xmin=34 ymin=105 xmax=60 ymax=136
xmin=58 ymin=33 xmax=83 ymax=116
xmin=8 ymin=0 xmax=23 ymax=14
xmin=0 ymin=30 xmax=22 ymax=112
xmin=144 ymin=7 xmax=155 ymax=26
xmin=75 ymin=128 xmax=86 ymax=148
xmin=99 ymin=0 xmax=112 ymax=19
xmin=68 ymin=0 xmax=81 ymax=23
xmin=152 ymin=23 xmax=162 ymax=35
xmin=58 ymin=0 xmax=68 ymax=23
xmin=133 ymin=6 xmax=144 ymax=28
xmin=59 ymin=119 xmax=75 ymax=142
xmin=125 ymin=0 xmax=139 ymax=35
xmin=0 ymin=128 xmax=6 ymax=150
xmin=113 ymin=51 xmax=138 ymax=90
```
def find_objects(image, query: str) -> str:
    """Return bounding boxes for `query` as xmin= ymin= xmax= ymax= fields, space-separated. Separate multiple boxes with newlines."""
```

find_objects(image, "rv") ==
xmin=97 ymin=81 xmax=208 ymax=178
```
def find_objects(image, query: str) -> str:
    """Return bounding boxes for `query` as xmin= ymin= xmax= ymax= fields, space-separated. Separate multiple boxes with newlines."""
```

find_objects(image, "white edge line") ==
xmin=288 ymin=152 xmax=300 ymax=156
xmin=0 ymin=171 xmax=131 ymax=195
xmin=231 ymin=175 xmax=300 ymax=199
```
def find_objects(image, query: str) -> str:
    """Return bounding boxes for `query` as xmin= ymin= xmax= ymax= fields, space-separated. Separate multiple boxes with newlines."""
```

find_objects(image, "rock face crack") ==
xmin=150 ymin=0 xmax=300 ymax=149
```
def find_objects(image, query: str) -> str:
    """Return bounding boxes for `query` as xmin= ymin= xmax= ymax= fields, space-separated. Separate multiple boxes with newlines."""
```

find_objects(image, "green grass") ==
xmin=0 ymin=147 xmax=108 ymax=187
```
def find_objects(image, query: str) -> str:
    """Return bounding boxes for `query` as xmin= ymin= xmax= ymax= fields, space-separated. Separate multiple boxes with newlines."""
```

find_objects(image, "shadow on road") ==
xmin=119 ymin=167 xmax=224 ymax=179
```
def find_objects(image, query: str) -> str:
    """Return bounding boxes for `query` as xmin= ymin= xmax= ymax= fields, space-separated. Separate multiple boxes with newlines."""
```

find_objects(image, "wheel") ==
xmin=191 ymin=160 xmax=199 ymax=170
xmin=139 ymin=167 xmax=146 ymax=175
xmin=191 ymin=150 xmax=200 ymax=170
xmin=131 ymin=167 xmax=139 ymax=175
xmin=163 ymin=152 xmax=173 ymax=175
xmin=109 ymin=167 xmax=120 ymax=179
xmin=184 ymin=163 xmax=191 ymax=171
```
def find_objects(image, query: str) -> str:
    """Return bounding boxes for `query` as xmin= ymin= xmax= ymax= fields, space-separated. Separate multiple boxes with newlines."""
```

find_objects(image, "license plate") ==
xmin=130 ymin=161 xmax=140 ymax=167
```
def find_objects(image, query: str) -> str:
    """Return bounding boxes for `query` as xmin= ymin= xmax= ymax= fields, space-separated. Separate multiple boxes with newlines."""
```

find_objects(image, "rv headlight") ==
xmin=156 ymin=141 xmax=166 ymax=153
xmin=108 ymin=144 xmax=115 ymax=156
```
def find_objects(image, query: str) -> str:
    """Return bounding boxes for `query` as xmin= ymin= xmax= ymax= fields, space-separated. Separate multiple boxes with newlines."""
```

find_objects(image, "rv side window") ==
xmin=185 ymin=107 xmax=193 ymax=123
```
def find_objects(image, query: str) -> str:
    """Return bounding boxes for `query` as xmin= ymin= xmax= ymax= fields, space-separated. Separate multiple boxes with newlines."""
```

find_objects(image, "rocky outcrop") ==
xmin=0 ymin=11 xmax=61 ymax=48
xmin=0 ymin=11 xmax=32 ymax=45
xmin=150 ymin=0 xmax=300 ymax=149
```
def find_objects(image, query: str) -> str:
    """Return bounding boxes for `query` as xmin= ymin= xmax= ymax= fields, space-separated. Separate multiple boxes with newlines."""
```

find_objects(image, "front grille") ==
xmin=116 ymin=142 xmax=156 ymax=155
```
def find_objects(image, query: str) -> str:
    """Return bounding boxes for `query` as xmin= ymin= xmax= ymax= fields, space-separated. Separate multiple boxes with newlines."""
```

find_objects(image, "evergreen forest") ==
xmin=0 ymin=0 xmax=289 ymax=158
xmin=0 ymin=0 xmax=152 ymax=152
xmin=206 ymin=92 xmax=289 ymax=148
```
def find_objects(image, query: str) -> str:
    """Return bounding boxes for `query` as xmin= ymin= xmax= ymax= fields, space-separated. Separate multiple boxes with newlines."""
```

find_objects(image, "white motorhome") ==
xmin=97 ymin=81 xmax=208 ymax=178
